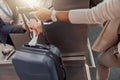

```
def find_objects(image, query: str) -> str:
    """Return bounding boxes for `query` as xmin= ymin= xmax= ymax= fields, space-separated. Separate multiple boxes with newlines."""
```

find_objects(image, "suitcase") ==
xmin=12 ymin=12 xmax=66 ymax=80
xmin=12 ymin=44 xmax=66 ymax=80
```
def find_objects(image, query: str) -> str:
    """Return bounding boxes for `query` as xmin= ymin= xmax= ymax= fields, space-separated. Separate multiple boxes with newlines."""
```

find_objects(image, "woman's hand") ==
xmin=30 ymin=7 xmax=52 ymax=21
xmin=29 ymin=19 xmax=43 ymax=36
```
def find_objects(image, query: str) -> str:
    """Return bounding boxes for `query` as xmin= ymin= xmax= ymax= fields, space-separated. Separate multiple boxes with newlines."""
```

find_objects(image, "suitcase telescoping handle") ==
xmin=18 ymin=7 xmax=50 ymax=45
xmin=16 ymin=8 xmax=37 ymax=46
xmin=21 ymin=13 xmax=39 ymax=46
xmin=16 ymin=7 xmax=32 ymax=39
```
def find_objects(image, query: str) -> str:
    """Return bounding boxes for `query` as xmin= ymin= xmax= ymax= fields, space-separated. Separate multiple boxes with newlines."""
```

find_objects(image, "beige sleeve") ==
xmin=69 ymin=0 xmax=120 ymax=24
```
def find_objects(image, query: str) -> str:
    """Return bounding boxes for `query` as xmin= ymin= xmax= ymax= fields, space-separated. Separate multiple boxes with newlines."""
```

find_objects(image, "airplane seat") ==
xmin=37 ymin=0 xmax=91 ymax=80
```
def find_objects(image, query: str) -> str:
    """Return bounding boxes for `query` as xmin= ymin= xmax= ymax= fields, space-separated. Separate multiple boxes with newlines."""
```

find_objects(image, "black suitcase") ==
xmin=12 ymin=44 xmax=66 ymax=80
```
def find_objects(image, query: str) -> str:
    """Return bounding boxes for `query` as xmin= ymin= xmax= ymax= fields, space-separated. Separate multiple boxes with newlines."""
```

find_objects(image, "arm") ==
xmin=0 ymin=18 xmax=26 ymax=43
xmin=8 ymin=24 xmax=26 ymax=33
xmin=31 ymin=0 xmax=120 ymax=24
xmin=0 ymin=18 xmax=26 ymax=33
xmin=69 ymin=0 xmax=120 ymax=24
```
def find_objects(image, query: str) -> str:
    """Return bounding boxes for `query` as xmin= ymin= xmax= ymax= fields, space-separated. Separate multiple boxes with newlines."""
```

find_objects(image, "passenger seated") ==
xmin=0 ymin=0 xmax=40 ymax=55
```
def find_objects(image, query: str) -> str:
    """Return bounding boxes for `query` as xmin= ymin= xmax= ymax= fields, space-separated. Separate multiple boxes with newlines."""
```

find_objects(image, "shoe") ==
xmin=0 ymin=43 xmax=15 ymax=56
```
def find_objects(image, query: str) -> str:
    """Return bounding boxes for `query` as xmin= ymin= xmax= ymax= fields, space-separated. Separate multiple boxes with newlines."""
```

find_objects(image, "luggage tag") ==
xmin=28 ymin=30 xmax=38 ymax=46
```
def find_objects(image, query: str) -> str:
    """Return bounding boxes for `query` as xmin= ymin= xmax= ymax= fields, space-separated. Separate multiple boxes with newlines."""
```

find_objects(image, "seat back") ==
xmin=38 ymin=0 xmax=89 ymax=56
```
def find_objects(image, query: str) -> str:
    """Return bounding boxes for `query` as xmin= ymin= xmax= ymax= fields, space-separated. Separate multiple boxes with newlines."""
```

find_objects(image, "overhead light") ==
xmin=16 ymin=0 xmax=53 ymax=9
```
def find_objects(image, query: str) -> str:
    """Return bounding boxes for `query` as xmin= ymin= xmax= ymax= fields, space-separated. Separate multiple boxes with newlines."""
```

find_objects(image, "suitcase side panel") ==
xmin=12 ymin=51 xmax=58 ymax=80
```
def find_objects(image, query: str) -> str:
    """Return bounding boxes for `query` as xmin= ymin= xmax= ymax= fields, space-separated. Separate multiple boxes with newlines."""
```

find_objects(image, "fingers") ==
xmin=29 ymin=7 xmax=52 ymax=21
xmin=29 ymin=19 xmax=43 ymax=36
xmin=22 ymin=24 xmax=26 ymax=30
